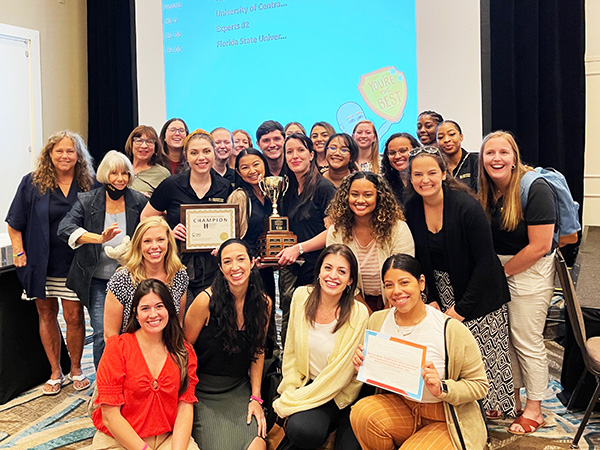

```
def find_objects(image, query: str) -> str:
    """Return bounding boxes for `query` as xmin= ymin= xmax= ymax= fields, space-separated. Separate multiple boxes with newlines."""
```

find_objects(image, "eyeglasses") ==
xmin=408 ymin=147 xmax=441 ymax=157
xmin=168 ymin=127 xmax=186 ymax=134
xmin=327 ymin=146 xmax=350 ymax=154
xmin=133 ymin=137 xmax=156 ymax=147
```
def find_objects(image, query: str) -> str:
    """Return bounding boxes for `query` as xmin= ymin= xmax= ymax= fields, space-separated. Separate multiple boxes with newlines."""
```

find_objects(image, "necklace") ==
xmin=394 ymin=308 xmax=427 ymax=336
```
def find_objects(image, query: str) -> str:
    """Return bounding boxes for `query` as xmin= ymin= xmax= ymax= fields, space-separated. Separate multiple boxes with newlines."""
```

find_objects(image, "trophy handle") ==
xmin=281 ymin=175 xmax=290 ymax=197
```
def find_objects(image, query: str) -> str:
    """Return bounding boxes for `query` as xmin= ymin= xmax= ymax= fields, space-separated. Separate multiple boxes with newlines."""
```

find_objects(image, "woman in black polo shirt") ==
xmin=142 ymin=129 xmax=233 ymax=299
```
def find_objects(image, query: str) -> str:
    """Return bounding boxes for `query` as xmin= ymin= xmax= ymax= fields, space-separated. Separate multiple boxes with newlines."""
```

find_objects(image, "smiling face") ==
xmin=258 ymin=130 xmax=285 ymax=162
xmin=141 ymin=226 xmax=168 ymax=267
xmin=219 ymin=243 xmax=254 ymax=287
xmin=410 ymin=155 xmax=446 ymax=200
xmin=310 ymin=125 xmax=331 ymax=155
xmin=135 ymin=291 xmax=168 ymax=335
xmin=416 ymin=114 xmax=439 ymax=145
xmin=285 ymin=138 xmax=313 ymax=177
xmin=50 ymin=137 xmax=77 ymax=174
xmin=326 ymin=136 xmax=351 ymax=170
xmin=437 ymin=122 xmax=463 ymax=158
xmin=233 ymin=132 xmax=251 ymax=154
xmin=212 ymin=129 xmax=233 ymax=163
xmin=348 ymin=178 xmax=377 ymax=218
xmin=108 ymin=167 xmax=130 ymax=191
xmin=165 ymin=120 xmax=187 ymax=150
xmin=186 ymin=137 xmax=214 ymax=175
xmin=353 ymin=123 xmax=376 ymax=150
xmin=237 ymin=154 xmax=265 ymax=186
xmin=482 ymin=136 xmax=516 ymax=186
xmin=387 ymin=137 xmax=413 ymax=172
xmin=384 ymin=268 xmax=426 ymax=315
xmin=132 ymin=133 xmax=156 ymax=164
xmin=319 ymin=253 xmax=353 ymax=299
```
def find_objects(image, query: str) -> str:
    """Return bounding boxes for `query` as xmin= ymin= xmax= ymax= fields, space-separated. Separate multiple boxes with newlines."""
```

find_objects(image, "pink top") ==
xmin=93 ymin=333 xmax=198 ymax=438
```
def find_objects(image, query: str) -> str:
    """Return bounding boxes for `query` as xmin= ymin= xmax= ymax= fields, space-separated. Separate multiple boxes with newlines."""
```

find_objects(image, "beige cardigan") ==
xmin=368 ymin=310 xmax=489 ymax=450
xmin=273 ymin=286 xmax=369 ymax=418
xmin=326 ymin=220 xmax=415 ymax=304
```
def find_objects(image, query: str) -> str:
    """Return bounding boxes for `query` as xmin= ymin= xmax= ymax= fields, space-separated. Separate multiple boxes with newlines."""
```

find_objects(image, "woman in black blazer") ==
xmin=403 ymin=146 xmax=515 ymax=419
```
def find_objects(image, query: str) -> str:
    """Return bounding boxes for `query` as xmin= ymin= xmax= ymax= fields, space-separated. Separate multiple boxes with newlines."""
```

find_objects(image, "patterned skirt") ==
xmin=433 ymin=270 xmax=516 ymax=414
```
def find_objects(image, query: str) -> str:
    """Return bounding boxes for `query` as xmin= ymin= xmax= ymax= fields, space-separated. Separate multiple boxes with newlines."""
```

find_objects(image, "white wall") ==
xmin=584 ymin=0 xmax=600 ymax=226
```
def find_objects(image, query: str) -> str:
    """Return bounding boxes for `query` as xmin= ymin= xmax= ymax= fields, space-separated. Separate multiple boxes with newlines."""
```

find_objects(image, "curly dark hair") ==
xmin=210 ymin=239 xmax=270 ymax=360
xmin=326 ymin=171 xmax=405 ymax=247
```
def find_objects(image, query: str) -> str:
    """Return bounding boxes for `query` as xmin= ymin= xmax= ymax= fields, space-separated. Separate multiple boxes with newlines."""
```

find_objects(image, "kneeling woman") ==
xmin=92 ymin=279 xmax=199 ymax=450
xmin=184 ymin=239 xmax=271 ymax=450
xmin=273 ymin=244 xmax=369 ymax=450
xmin=351 ymin=254 xmax=488 ymax=450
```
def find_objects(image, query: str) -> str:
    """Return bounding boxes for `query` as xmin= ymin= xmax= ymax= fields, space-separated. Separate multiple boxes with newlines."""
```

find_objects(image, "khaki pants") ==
xmin=91 ymin=431 xmax=199 ymax=450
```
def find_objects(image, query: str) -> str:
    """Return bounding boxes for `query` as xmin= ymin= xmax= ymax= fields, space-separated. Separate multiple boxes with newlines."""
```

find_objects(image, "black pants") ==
xmin=277 ymin=399 xmax=360 ymax=450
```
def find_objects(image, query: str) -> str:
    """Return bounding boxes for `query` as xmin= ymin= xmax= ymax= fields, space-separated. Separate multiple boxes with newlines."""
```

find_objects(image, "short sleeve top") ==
xmin=149 ymin=170 xmax=232 ymax=229
xmin=107 ymin=267 xmax=189 ymax=332
xmin=92 ymin=333 xmax=198 ymax=438
xmin=490 ymin=179 xmax=556 ymax=255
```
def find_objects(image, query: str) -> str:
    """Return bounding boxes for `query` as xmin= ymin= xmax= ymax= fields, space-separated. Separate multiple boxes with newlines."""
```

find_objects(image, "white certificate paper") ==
xmin=357 ymin=330 xmax=427 ymax=401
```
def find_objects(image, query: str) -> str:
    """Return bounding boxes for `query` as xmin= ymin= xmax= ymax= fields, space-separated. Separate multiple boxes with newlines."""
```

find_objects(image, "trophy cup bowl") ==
xmin=258 ymin=176 xmax=287 ymax=217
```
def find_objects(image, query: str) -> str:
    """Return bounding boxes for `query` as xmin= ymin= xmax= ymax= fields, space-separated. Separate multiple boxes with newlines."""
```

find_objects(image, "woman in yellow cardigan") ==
xmin=351 ymin=253 xmax=489 ymax=450
xmin=273 ymin=244 xmax=369 ymax=450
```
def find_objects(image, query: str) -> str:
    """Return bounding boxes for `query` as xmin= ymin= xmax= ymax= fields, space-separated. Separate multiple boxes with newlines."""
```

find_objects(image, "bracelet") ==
xmin=142 ymin=443 xmax=148 ymax=450
xmin=13 ymin=251 xmax=25 ymax=258
xmin=250 ymin=395 xmax=264 ymax=405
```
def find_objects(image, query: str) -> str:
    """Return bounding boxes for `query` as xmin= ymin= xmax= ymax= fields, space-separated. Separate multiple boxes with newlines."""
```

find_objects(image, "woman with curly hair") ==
xmin=185 ymin=239 xmax=271 ymax=450
xmin=404 ymin=146 xmax=514 ymax=419
xmin=381 ymin=132 xmax=420 ymax=205
xmin=124 ymin=125 xmax=170 ymax=196
xmin=326 ymin=171 xmax=414 ymax=312
xmin=103 ymin=216 xmax=189 ymax=338
xmin=6 ymin=130 xmax=95 ymax=394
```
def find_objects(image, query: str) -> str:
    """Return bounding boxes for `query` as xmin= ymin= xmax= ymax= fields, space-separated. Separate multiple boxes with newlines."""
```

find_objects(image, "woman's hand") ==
xmin=277 ymin=244 xmax=301 ymax=266
xmin=13 ymin=251 xmax=27 ymax=267
xmin=445 ymin=305 xmax=465 ymax=322
xmin=422 ymin=361 xmax=442 ymax=397
xmin=248 ymin=399 xmax=267 ymax=439
xmin=100 ymin=223 xmax=121 ymax=244
xmin=352 ymin=344 xmax=365 ymax=372
xmin=173 ymin=223 xmax=187 ymax=241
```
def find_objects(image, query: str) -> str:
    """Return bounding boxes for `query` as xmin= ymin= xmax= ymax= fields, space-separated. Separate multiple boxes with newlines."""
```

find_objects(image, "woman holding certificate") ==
xmin=351 ymin=254 xmax=488 ymax=450
xmin=273 ymin=244 xmax=368 ymax=450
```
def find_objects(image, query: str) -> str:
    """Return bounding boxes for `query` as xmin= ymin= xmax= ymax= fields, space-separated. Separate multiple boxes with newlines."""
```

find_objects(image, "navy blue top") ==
xmin=48 ymin=183 xmax=80 ymax=276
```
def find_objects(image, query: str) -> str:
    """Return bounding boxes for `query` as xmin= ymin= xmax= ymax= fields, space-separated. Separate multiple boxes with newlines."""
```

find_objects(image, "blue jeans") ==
xmin=89 ymin=278 xmax=108 ymax=369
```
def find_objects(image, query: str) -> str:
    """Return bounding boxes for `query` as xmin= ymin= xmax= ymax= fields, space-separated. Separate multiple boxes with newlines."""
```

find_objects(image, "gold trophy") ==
xmin=257 ymin=176 xmax=298 ymax=265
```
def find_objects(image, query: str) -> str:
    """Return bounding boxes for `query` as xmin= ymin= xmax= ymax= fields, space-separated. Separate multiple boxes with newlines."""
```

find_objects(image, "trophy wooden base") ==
xmin=257 ymin=231 xmax=297 ymax=266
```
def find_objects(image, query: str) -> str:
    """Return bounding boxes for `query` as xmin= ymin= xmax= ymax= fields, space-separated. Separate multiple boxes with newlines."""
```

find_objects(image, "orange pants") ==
xmin=350 ymin=394 xmax=454 ymax=450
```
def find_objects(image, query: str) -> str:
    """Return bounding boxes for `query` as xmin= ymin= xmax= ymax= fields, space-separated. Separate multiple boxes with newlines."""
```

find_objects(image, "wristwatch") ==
xmin=440 ymin=380 xmax=448 ymax=394
xmin=298 ymin=243 xmax=305 ymax=255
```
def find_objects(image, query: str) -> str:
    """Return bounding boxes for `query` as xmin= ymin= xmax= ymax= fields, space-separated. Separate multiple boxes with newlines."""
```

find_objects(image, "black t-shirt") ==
xmin=150 ymin=169 xmax=232 ymax=229
xmin=490 ymin=179 xmax=556 ymax=255
xmin=245 ymin=189 xmax=272 ymax=254
xmin=282 ymin=176 xmax=335 ymax=284
xmin=453 ymin=149 xmax=479 ymax=193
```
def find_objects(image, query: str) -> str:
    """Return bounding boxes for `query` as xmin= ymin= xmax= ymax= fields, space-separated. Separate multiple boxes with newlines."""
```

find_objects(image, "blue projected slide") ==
xmin=162 ymin=1 xmax=417 ymax=140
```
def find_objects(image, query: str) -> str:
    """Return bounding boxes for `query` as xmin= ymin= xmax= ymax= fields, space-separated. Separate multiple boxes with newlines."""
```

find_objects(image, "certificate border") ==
xmin=179 ymin=204 xmax=240 ymax=252
xmin=358 ymin=330 xmax=427 ymax=400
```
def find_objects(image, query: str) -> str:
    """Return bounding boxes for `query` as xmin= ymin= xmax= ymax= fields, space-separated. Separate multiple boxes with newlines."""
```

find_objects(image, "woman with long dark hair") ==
xmin=159 ymin=118 xmax=190 ymax=175
xmin=185 ymin=239 xmax=271 ymax=450
xmin=91 ymin=279 xmax=199 ymax=450
xmin=403 ymin=146 xmax=514 ymax=419
xmin=321 ymin=133 xmax=359 ymax=187
xmin=273 ymin=244 xmax=368 ymax=450
xmin=381 ymin=132 xmax=420 ymax=205
xmin=309 ymin=121 xmax=335 ymax=174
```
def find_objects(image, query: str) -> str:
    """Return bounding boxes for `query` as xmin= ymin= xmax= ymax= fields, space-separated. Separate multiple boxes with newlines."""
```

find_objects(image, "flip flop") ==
xmin=67 ymin=373 xmax=91 ymax=391
xmin=508 ymin=415 xmax=545 ymax=435
xmin=42 ymin=375 xmax=65 ymax=395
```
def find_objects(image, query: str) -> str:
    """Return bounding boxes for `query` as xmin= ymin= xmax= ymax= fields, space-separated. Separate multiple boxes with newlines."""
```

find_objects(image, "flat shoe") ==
xmin=42 ymin=375 xmax=65 ymax=395
xmin=67 ymin=373 xmax=91 ymax=391
xmin=485 ymin=410 xmax=503 ymax=420
xmin=508 ymin=415 xmax=545 ymax=435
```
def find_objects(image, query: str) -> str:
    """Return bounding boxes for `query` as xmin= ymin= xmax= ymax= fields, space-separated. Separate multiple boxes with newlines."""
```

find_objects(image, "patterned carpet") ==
xmin=1 ymin=306 xmax=599 ymax=449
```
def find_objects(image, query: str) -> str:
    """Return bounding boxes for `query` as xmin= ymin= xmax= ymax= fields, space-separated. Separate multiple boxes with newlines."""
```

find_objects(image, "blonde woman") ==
xmin=352 ymin=120 xmax=380 ymax=173
xmin=6 ymin=130 xmax=95 ymax=394
xmin=103 ymin=216 xmax=189 ymax=338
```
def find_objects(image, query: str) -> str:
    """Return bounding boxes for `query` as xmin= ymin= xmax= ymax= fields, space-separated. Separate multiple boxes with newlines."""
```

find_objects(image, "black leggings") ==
xmin=278 ymin=399 xmax=360 ymax=450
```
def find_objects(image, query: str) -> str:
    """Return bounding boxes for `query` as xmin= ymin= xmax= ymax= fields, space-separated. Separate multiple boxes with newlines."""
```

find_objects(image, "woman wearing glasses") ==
xmin=326 ymin=171 xmax=414 ymax=312
xmin=381 ymin=132 xmax=420 ymax=205
xmin=322 ymin=133 xmax=359 ymax=187
xmin=125 ymin=125 xmax=170 ymax=197
xmin=403 ymin=146 xmax=515 ymax=419
xmin=159 ymin=118 xmax=190 ymax=175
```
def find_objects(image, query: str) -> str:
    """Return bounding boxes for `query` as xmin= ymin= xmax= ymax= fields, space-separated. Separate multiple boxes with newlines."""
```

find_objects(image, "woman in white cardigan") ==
xmin=326 ymin=171 xmax=415 ymax=312
xmin=273 ymin=244 xmax=368 ymax=450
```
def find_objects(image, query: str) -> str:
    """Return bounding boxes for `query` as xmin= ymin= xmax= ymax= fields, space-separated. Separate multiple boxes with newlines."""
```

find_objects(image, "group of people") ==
xmin=4 ymin=110 xmax=559 ymax=449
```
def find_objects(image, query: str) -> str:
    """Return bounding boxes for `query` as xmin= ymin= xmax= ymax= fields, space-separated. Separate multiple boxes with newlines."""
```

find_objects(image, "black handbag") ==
xmin=262 ymin=355 xmax=283 ymax=432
